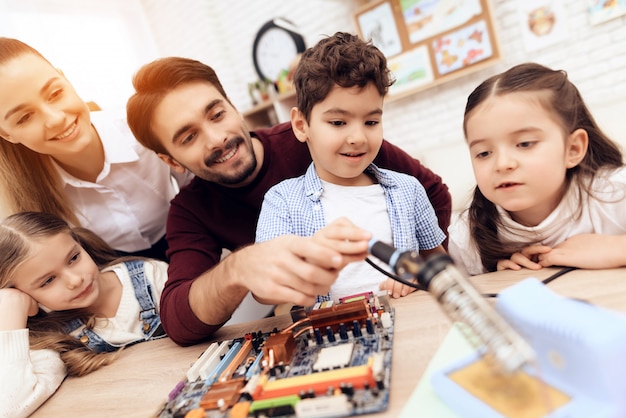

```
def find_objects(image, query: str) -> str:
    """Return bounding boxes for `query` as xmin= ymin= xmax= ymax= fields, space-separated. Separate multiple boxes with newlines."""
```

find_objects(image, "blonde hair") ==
xmin=0 ymin=37 xmax=80 ymax=225
xmin=0 ymin=212 xmax=135 ymax=376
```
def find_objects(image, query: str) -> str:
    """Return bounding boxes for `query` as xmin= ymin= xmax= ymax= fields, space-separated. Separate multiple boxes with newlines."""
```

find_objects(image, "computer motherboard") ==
xmin=157 ymin=291 xmax=395 ymax=418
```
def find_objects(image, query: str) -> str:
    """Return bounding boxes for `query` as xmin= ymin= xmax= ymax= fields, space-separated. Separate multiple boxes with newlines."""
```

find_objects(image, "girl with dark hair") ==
xmin=449 ymin=62 xmax=625 ymax=275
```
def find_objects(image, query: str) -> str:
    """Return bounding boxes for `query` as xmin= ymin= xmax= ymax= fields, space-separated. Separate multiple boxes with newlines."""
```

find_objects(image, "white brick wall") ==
xmin=140 ymin=0 xmax=626 ymax=209
xmin=140 ymin=0 xmax=626 ymax=144
xmin=139 ymin=0 xmax=368 ymax=117
xmin=3 ymin=1 xmax=620 ymax=213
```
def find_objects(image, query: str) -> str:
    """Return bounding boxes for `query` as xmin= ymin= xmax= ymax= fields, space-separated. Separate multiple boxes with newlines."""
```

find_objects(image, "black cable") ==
xmin=541 ymin=266 xmax=577 ymax=285
xmin=366 ymin=255 xmax=577 ymax=298
xmin=365 ymin=257 xmax=426 ymax=291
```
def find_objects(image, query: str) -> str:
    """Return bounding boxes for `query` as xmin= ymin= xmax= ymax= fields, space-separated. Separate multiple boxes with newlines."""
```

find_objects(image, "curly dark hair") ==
xmin=292 ymin=32 xmax=394 ymax=122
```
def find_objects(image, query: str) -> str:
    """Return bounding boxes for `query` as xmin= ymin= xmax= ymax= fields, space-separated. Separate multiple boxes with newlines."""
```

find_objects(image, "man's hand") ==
xmin=248 ymin=217 xmax=371 ymax=306
xmin=190 ymin=218 xmax=371 ymax=326
xmin=0 ymin=288 xmax=39 ymax=331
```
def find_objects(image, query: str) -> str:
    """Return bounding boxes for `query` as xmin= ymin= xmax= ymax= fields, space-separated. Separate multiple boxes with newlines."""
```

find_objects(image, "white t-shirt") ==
xmin=321 ymin=180 xmax=393 ymax=300
xmin=449 ymin=167 xmax=626 ymax=275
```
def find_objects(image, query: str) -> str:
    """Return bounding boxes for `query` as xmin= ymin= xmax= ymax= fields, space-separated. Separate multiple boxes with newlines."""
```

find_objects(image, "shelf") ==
xmin=243 ymin=91 xmax=296 ymax=129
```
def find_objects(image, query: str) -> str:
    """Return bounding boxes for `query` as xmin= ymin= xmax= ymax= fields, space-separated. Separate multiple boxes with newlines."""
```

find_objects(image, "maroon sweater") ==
xmin=163 ymin=122 xmax=451 ymax=345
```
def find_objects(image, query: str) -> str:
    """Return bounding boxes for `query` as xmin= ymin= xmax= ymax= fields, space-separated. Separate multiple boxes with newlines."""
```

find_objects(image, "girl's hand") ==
xmin=379 ymin=277 xmax=417 ymax=298
xmin=539 ymin=234 xmax=626 ymax=269
xmin=0 ymin=288 xmax=39 ymax=330
xmin=497 ymin=244 xmax=552 ymax=271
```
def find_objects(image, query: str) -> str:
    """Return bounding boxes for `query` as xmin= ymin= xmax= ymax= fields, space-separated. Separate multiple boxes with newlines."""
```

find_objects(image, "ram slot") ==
xmin=255 ymin=363 xmax=375 ymax=400
xmin=186 ymin=340 xmax=230 ymax=382
xmin=205 ymin=341 xmax=243 ymax=386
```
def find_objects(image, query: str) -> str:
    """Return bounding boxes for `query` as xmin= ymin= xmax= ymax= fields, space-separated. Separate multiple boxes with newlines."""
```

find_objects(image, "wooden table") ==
xmin=31 ymin=267 xmax=626 ymax=417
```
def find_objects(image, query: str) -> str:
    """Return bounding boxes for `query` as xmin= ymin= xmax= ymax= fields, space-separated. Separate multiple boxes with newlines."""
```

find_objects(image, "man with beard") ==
xmin=126 ymin=57 xmax=452 ymax=346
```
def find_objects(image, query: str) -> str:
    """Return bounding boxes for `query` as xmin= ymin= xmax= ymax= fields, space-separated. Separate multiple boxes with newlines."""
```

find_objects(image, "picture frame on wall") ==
xmin=354 ymin=0 xmax=404 ymax=57
xmin=355 ymin=0 xmax=500 ymax=101
xmin=387 ymin=45 xmax=434 ymax=96
xmin=517 ymin=0 xmax=569 ymax=52
xmin=432 ymin=19 xmax=494 ymax=76
xmin=400 ymin=0 xmax=483 ymax=45
xmin=587 ymin=0 xmax=626 ymax=25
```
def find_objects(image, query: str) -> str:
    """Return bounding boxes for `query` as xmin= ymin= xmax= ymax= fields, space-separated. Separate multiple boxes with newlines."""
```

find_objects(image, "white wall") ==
xmin=138 ymin=0 xmax=369 ymax=121
xmin=140 ymin=0 xmax=626 ymax=212
xmin=0 ymin=0 xmax=159 ymax=110
xmin=4 ymin=1 xmax=622 ymax=213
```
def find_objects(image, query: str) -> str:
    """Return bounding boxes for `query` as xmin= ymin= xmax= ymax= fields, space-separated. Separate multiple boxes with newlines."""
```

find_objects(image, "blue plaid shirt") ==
xmin=256 ymin=163 xmax=445 ymax=252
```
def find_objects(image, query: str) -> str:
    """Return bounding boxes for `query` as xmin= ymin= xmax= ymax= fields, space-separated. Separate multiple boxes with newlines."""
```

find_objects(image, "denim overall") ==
xmin=63 ymin=260 xmax=166 ymax=352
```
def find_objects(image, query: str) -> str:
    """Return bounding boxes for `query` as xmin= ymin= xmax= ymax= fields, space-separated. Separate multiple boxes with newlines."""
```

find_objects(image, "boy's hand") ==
xmin=380 ymin=277 xmax=417 ymax=298
xmin=312 ymin=217 xmax=371 ymax=266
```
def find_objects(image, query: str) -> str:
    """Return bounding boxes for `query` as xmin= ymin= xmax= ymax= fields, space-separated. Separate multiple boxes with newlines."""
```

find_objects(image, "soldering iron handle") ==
xmin=367 ymin=241 xmax=535 ymax=374
xmin=368 ymin=239 xmax=403 ymax=271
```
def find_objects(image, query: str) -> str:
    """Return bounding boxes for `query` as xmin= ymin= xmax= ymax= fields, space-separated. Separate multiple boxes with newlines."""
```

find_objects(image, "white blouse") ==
xmin=55 ymin=108 xmax=192 ymax=252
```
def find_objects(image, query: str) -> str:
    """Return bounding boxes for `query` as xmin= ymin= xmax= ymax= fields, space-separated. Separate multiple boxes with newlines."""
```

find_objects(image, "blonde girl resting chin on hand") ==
xmin=0 ymin=212 xmax=169 ymax=418
xmin=449 ymin=62 xmax=626 ymax=276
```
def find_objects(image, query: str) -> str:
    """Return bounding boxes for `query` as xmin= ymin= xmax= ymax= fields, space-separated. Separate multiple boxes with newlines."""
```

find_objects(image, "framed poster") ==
xmin=588 ymin=0 xmax=626 ymax=25
xmin=400 ymin=0 xmax=483 ymax=44
xmin=388 ymin=45 xmax=434 ymax=95
xmin=355 ymin=0 xmax=500 ymax=100
xmin=433 ymin=19 xmax=494 ymax=75
xmin=355 ymin=0 xmax=404 ymax=57
xmin=517 ymin=0 xmax=569 ymax=52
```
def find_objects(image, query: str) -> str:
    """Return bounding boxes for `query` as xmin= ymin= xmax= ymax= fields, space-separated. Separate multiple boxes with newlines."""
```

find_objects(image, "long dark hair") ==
xmin=464 ymin=63 xmax=623 ymax=271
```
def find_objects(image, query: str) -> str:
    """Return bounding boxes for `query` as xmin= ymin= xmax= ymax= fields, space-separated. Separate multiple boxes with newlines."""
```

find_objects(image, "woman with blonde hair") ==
xmin=0 ymin=37 xmax=190 ymax=261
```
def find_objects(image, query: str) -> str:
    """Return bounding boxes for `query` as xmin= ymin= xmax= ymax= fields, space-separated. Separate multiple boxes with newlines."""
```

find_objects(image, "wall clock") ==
xmin=252 ymin=18 xmax=306 ymax=83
